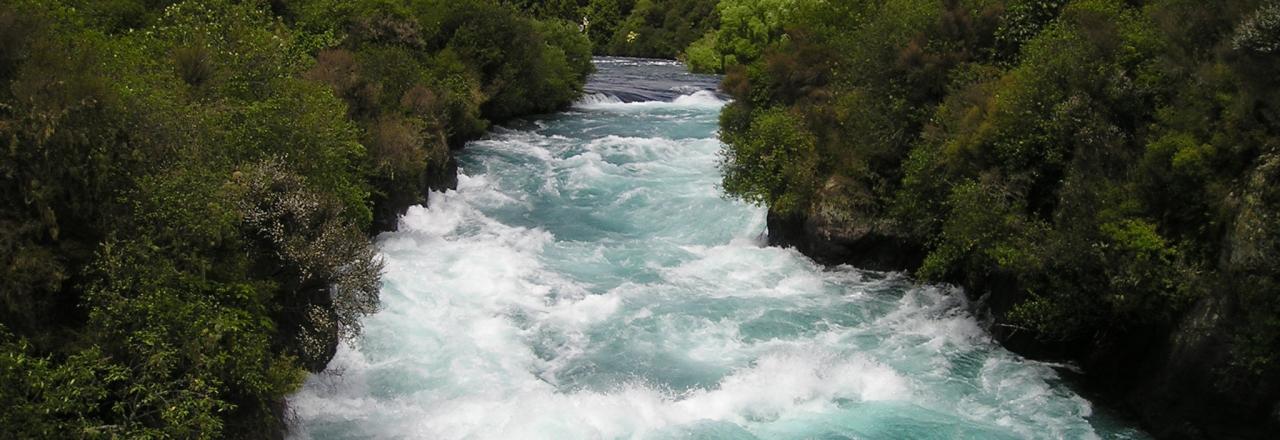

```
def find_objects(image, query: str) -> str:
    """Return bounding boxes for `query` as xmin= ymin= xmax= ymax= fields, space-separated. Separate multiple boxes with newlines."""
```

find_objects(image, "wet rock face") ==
xmin=1123 ymin=296 xmax=1228 ymax=438
xmin=1129 ymin=290 xmax=1280 ymax=440
xmin=1226 ymin=152 xmax=1280 ymax=272
xmin=1167 ymin=151 xmax=1280 ymax=438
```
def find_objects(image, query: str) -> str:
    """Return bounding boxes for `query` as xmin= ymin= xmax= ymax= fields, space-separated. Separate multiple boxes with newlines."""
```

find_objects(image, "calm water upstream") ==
xmin=290 ymin=58 xmax=1148 ymax=439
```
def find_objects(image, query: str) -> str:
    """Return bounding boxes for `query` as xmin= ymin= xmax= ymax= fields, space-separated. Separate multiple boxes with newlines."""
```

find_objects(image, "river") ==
xmin=289 ymin=58 xmax=1147 ymax=439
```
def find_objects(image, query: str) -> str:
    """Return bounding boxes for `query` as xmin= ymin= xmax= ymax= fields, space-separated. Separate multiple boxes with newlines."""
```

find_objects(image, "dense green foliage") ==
xmin=0 ymin=0 xmax=589 ymax=437
xmin=716 ymin=0 xmax=1280 ymax=389
xmin=508 ymin=0 xmax=720 ymax=58
xmin=683 ymin=0 xmax=805 ymax=72
xmin=287 ymin=0 xmax=593 ymax=229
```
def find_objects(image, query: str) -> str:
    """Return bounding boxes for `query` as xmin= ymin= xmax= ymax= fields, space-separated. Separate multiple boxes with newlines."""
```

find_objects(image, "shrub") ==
xmin=234 ymin=160 xmax=382 ymax=337
xmin=0 ymin=334 xmax=125 ymax=438
xmin=720 ymin=107 xmax=819 ymax=214
xmin=1232 ymin=2 xmax=1280 ymax=53
xmin=683 ymin=30 xmax=722 ymax=72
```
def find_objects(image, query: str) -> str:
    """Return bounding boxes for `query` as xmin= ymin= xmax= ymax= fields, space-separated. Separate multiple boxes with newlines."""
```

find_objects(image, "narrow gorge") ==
xmin=289 ymin=58 xmax=1147 ymax=440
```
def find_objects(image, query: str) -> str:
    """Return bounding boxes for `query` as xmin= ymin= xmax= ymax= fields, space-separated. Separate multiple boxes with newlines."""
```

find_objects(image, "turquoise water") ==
xmin=289 ymin=58 xmax=1147 ymax=439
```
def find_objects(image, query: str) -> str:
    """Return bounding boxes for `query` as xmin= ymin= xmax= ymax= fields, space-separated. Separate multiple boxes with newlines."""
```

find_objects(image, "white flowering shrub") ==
xmin=1233 ymin=3 xmax=1280 ymax=53
xmin=236 ymin=159 xmax=382 ymax=339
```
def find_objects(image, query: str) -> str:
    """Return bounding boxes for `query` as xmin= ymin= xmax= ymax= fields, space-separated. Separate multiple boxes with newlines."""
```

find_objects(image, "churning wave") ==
xmin=576 ymin=92 xmax=626 ymax=106
xmin=575 ymin=90 xmax=725 ymax=111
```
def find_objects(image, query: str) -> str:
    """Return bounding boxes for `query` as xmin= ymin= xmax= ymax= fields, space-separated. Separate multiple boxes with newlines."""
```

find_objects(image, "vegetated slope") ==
xmin=0 ymin=0 xmax=589 ymax=437
xmin=507 ymin=0 xmax=721 ymax=59
xmin=708 ymin=0 xmax=1280 ymax=437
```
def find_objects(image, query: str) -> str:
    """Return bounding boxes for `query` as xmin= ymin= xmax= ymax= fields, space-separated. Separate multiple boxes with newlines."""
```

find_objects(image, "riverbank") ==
xmin=0 ymin=1 xmax=592 ymax=437
xmin=766 ymin=209 xmax=1280 ymax=439
xmin=706 ymin=2 xmax=1280 ymax=437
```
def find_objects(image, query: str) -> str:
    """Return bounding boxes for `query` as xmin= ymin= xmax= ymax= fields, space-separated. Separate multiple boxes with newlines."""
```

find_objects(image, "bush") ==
xmin=605 ymin=0 xmax=720 ymax=58
xmin=0 ymin=333 xmax=124 ymax=438
xmin=683 ymin=30 xmax=722 ymax=72
xmin=720 ymin=107 xmax=819 ymax=214
xmin=1232 ymin=2 xmax=1280 ymax=54
xmin=234 ymin=160 xmax=382 ymax=338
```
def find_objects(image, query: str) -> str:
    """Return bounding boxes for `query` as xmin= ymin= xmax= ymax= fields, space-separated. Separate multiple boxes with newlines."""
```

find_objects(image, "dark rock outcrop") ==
xmin=281 ymin=288 xmax=340 ymax=373
xmin=370 ymin=152 xmax=460 ymax=234
xmin=766 ymin=177 xmax=925 ymax=271
xmin=766 ymin=211 xmax=924 ymax=271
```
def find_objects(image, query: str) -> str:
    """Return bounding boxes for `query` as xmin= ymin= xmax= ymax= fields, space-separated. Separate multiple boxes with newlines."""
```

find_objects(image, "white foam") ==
xmin=673 ymin=90 xmax=727 ymax=107
xmin=592 ymin=58 xmax=683 ymax=67
xmin=673 ymin=349 xmax=910 ymax=422
xmin=294 ymin=344 xmax=911 ymax=439
xmin=574 ymin=92 xmax=624 ymax=106
xmin=574 ymin=90 xmax=726 ymax=111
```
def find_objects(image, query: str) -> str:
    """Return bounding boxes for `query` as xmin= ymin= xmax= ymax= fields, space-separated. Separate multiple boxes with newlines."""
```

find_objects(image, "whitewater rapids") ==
xmin=288 ymin=58 xmax=1146 ymax=440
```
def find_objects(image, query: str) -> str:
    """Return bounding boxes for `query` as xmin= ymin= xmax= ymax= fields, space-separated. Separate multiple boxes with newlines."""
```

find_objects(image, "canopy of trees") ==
xmin=0 ymin=0 xmax=590 ymax=437
xmin=507 ymin=0 xmax=721 ymax=58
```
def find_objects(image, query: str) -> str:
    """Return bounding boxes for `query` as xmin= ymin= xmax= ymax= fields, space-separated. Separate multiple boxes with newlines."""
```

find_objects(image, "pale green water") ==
xmin=289 ymin=58 xmax=1148 ymax=439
